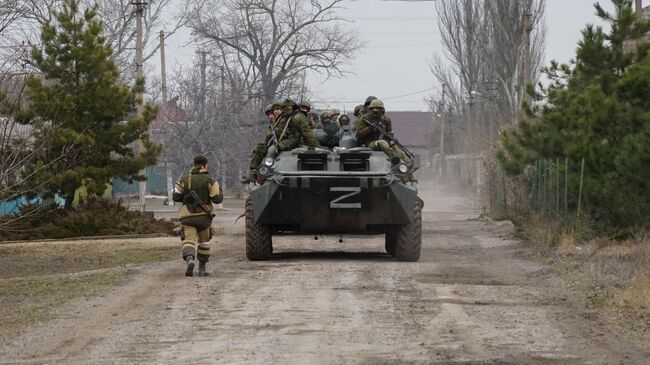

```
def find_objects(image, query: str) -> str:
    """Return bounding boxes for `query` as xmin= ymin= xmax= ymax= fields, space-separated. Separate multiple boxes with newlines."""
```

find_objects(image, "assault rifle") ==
xmin=368 ymin=120 xmax=416 ymax=160
xmin=183 ymin=190 xmax=211 ymax=214
xmin=266 ymin=126 xmax=279 ymax=147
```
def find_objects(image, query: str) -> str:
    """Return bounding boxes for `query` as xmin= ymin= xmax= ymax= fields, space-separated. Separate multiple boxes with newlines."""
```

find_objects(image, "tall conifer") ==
xmin=497 ymin=0 xmax=650 ymax=228
xmin=23 ymin=0 xmax=160 ymax=208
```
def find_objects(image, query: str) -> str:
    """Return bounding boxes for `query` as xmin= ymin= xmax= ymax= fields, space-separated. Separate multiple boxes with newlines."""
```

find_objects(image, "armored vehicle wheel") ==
xmin=394 ymin=199 xmax=422 ymax=262
xmin=245 ymin=197 xmax=272 ymax=260
xmin=385 ymin=231 xmax=397 ymax=257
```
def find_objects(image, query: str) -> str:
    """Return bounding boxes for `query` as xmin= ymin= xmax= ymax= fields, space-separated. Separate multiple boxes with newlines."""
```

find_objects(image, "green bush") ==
xmin=0 ymin=199 xmax=175 ymax=241
xmin=498 ymin=0 xmax=650 ymax=230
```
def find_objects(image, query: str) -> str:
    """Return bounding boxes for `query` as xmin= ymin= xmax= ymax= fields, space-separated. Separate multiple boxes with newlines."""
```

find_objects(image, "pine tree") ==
xmin=23 ymin=0 xmax=161 ymax=209
xmin=497 ymin=0 xmax=650 ymax=229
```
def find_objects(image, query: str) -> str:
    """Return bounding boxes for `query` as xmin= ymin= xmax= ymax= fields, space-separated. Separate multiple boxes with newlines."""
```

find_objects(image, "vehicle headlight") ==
xmin=259 ymin=166 xmax=269 ymax=175
xmin=398 ymin=163 xmax=408 ymax=174
xmin=264 ymin=157 xmax=274 ymax=167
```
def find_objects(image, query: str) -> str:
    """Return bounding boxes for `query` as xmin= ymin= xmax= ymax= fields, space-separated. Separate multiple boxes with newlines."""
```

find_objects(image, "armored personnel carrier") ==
xmin=245 ymin=125 xmax=422 ymax=261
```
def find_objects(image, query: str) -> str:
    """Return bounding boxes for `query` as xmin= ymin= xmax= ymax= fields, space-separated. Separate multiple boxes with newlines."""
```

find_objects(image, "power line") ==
xmin=363 ymin=31 xmax=438 ymax=35
xmin=383 ymin=86 xmax=440 ymax=100
xmin=365 ymin=41 xmax=441 ymax=49
xmin=311 ymin=85 xmax=441 ymax=105
xmin=350 ymin=16 xmax=435 ymax=22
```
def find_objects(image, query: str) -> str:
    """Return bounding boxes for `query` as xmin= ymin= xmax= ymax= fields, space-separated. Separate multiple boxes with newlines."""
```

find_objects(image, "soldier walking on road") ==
xmin=173 ymin=155 xmax=223 ymax=277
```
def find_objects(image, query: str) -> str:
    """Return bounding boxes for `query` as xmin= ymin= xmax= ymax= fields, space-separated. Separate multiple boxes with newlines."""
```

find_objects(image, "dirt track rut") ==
xmin=1 ymin=184 xmax=648 ymax=364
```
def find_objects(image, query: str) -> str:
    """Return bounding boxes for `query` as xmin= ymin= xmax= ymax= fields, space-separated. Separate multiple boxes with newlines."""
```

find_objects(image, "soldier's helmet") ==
xmin=264 ymin=104 xmax=274 ymax=115
xmin=320 ymin=111 xmax=331 ymax=122
xmin=282 ymin=98 xmax=297 ymax=111
xmin=369 ymin=99 xmax=385 ymax=111
xmin=300 ymin=100 xmax=311 ymax=111
xmin=364 ymin=95 xmax=378 ymax=107
xmin=353 ymin=104 xmax=363 ymax=117
xmin=330 ymin=108 xmax=341 ymax=116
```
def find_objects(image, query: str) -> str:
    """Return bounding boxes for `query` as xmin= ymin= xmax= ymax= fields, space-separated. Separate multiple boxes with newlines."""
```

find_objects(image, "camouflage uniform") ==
xmin=353 ymin=104 xmax=364 ymax=118
xmin=249 ymin=103 xmax=281 ymax=171
xmin=355 ymin=99 xmax=409 ymax=163
xmin=263 ymin=100 xmax=319 ymax=159
xmin=173 ymin=155 xmax=223 ymax=277
xmin=357 ymin=96 xmax=377 ymax=121
xmin=290 ymin=111 xmax=319 ymax=148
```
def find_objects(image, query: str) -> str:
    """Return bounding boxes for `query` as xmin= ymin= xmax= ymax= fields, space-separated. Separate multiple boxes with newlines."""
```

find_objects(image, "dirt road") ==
xmin=1 ymin=184 xmax=648 ymax=364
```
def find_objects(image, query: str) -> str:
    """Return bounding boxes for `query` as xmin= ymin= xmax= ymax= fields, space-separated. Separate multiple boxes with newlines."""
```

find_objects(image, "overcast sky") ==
xmin=160 ymin=0 xmax=618 ymax=112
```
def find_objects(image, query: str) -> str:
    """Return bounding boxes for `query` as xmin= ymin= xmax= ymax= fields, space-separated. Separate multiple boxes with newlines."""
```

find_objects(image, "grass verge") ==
xmin=515 ymin=215 xmax=650 ymax=337
xmin=0 ymin=238 xmax=178 ymax=340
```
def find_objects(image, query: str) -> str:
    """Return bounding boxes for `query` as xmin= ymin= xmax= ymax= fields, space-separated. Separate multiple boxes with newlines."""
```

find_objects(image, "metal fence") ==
xmin=433 ymin=154 xmax=587 ymax=223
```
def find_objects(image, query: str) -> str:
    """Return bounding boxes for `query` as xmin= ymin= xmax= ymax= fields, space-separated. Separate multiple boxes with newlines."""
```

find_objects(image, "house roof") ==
xmin=155 ymin=97 xmax=189 ymax=123
xmin=386 ymin=111 xmax=434 ymax=147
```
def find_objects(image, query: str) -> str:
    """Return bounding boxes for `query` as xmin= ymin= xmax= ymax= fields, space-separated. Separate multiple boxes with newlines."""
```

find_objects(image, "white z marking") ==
xmin=330 ymin=187 xmax=362 ymax=209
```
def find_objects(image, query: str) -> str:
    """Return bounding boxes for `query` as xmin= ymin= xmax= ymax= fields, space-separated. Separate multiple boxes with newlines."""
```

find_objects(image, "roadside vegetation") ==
xmin=496 ymin=0 xmax=650 ymax=333
xmin=0 ymin=198 xmax=175 ymax=241
xmin=1 ymin=0 xmax=161 ymax=238
xmin=0 ymin=238 xmax=178 ymax=340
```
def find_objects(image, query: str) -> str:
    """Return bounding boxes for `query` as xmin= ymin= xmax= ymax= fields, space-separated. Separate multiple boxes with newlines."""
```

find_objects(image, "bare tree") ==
xmin=0 ymin=73 xmax=77 ymax=232
xmin=92 ymin=0 xmax=189 ymax=79
xmin=430 ymin=0 xmax=546 ymax=153
xmin=188 ymin=0 xmax=360 ymax=105
xmin=152 ymin=56 xmax=261 ymax=191
xmin=2 ymin=0 xmax=188 ymax=78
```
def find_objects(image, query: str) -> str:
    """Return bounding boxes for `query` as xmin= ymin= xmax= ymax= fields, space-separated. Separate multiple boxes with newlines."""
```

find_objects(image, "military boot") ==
xmin=198 ymin=261 xmax=210 ymax=277
xmin=185 ymin=256 xmax=195 ymax=277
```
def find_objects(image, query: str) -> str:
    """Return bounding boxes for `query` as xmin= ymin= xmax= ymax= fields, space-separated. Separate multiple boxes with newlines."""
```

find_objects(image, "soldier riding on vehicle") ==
xmin=245 ymin=101 xmax=282 ymax=183
xmin=264 ymin=98 xmax=319 ymax=159
xmin=355 ymin=99 xmax=410 ymax=165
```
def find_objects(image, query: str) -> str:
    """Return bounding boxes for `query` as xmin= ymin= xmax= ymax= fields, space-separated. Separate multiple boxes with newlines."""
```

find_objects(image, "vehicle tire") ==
xmin=245 ymin=197 xmax=272 ymax=260
xmin=394 ymin=199 xmax=422 ymax=262
xmin=385 ymin=230 xmax=397 ymax=257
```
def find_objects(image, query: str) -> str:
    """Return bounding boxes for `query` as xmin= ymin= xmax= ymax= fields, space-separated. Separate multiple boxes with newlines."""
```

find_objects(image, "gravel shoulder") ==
xmin=1 ymin=184 xmax=648 ymax=364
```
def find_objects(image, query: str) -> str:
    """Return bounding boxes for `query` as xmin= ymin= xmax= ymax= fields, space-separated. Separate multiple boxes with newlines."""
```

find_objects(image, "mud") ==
xmin=0 ymin=183 xmax=648 ymax=364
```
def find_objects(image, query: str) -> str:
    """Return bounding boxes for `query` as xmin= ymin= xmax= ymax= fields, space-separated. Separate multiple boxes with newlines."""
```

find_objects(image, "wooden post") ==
xmin=439 ymin=83 xmax=446 ymax=176
xmin=522 ymin=5 xmax=533 ymax=123
xmin=135 ymin=1 xmax=146 ymax=213
xmin=576 ymin=158 xmax=586 ymax=231
xmin=564 ymin=157 xmax=569 ymax=217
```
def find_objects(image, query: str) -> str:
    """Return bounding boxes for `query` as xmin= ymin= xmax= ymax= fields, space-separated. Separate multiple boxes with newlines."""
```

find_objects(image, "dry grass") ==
xmin=0 ymin=238 xmax=178 ymax=340
xmin=519 ymin=216 xmax=650 ymax=335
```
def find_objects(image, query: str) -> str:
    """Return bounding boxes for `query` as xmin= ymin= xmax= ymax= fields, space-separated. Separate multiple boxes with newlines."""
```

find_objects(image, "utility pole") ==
xmin=636 ymin=0 xmax=643 ymax=18
xmin=219 ymin=66 xmax=227 ymax=195
xmin=135 ymin=1 xmax=146 ymax=213
xmin=439 ymin=83 xmax=446 ymax=176
xmin=220 ymin=66 xmax=225 ymax=108
xmin=198 ymin=51 xmax=208 ymax=123
xmin=522 ymin=5 xmax=533 ymax=122
xmin=160 ymin=30 xmax=173 ymax=206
